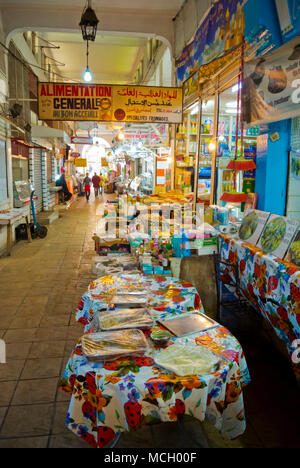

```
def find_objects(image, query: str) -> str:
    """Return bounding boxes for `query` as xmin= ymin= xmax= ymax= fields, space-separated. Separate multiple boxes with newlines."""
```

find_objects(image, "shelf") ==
xmin=177 ymin=165 xmax=194 ymax=168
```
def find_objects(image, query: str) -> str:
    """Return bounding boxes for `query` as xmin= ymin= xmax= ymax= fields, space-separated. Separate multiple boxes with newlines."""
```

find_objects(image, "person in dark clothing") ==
xmin=56 ymin=173 xmax=72 ymax=202
xmin=92 ymin=172 xmax=101 ymax=198
xmin=83 ymin=174 xmax=92 ymax=201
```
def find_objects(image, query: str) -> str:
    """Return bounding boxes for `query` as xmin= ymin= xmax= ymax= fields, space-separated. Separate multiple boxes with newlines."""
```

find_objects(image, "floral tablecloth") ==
xmin=59 ymin=274 xmax=250 ymax=448
xmin=75 ymin=274 xmax=203 ymax=329
xmin=219 ymin=234 xmax=300 ymax=381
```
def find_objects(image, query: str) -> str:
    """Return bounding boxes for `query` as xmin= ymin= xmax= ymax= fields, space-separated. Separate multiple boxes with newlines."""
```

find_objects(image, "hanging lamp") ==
xmin=79 ymin=0 xmax=99 ymax=42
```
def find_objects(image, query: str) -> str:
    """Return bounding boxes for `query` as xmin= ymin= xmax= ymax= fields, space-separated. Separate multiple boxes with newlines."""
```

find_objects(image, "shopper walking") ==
xmin=92 ymin=172 xmax=101 ymax=198
xmin=76 ymin=171 xmax=85 ymax=196
xmin=99 ymin=172 xmax=105 ymax=196
xmin=83 ymin=173 xmax=92 ymax=201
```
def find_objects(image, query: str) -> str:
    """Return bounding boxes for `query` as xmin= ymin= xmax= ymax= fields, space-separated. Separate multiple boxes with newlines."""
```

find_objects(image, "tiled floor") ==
xmin=0 ymin=194 xmax=299 ymax=448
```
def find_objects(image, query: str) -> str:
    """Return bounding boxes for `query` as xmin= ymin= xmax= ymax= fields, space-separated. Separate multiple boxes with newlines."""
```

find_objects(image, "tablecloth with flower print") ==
xmin=59 ymin=273 xmax=250 ymax=448
xmin=75 ymin=274 xmax=204 ymax=330
xmin=219 ymin=234 xmax=300 ymax=381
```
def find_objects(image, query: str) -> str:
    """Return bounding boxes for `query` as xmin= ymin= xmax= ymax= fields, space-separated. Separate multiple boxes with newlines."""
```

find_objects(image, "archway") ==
xmin=81 ymin=137 xmax=110 ymax=177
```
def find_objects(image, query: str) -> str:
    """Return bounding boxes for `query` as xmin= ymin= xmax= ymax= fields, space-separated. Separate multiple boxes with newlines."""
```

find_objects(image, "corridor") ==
xmin=0 ymin=196 xmax=213 ymax=448
xmin=0 ymin=196 xmax=299 ymax=448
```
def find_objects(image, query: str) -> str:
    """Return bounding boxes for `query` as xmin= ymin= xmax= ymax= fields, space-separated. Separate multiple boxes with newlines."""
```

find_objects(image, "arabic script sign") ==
xmin=38 ymin=83 xmax=183 ymax=124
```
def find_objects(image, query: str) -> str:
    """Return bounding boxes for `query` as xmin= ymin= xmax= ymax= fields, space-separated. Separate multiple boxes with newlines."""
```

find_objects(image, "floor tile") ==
xmin=0 ymin=360 xmax=25 ymax=382
xmin=39 ymin=315 xmax=69 ymax=328
xmin=21 ymin=358 xmax=63 ymax=380
xmin=0 ymin=381 xmax=17 ymax=406
xmin=5 ymin=342 xmax=32 ymax=360
xmin=0 ymin=407 xmax=7 ymax=426
xmin=0 ymin=436 xmax=49 ymax=448
xmin=0 ymin=404 xmax=54 ymax=437
xmin=0 ymin=297 xmax=25 ymax=306
xmin=0 ymin=316 xmax=14 ymax=329
xmin=9 ymin=316 xmax=42 ymax=329
xmin=3 ymin=328 xmax=37 ymax=343
xmin=12 ymin=378 xmax=59 ymax=405
xmin=28 ymin=341 xmax=65 ymax=359
xmin=52 ymin=401 xmax=70 ymax=434
xmin=32 ymin=327 xmax=68 ymax=342
xmin=49 ymin=432 xmax=93 ymax=448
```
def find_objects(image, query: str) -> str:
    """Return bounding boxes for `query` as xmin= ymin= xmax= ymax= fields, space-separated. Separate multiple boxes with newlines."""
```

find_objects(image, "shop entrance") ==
xmin=80 ymin=138 xmax=110 ymax=177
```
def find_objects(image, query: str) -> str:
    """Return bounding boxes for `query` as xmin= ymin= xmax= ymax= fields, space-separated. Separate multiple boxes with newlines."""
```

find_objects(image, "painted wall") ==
xmin=256 ymin=119 xmax=291 ymax=215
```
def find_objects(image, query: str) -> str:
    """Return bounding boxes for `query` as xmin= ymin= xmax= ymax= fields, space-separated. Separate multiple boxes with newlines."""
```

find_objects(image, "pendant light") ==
xmin=79 ymin=0 xmax=99 ymax=42
xmin=80 ymin=1 xmax=98 ymax=82
xmin=83 ymin=40 xmax=92 ymax=82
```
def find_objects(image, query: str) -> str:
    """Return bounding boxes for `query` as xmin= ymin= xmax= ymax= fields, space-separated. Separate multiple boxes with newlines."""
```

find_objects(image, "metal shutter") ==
xmin=29 ymin=148 xmax=43 ymax=213
xmin=46 ymin=151 xmax=52 ymax=183
xmin=0 ymin=138 xmax=7 ymax=203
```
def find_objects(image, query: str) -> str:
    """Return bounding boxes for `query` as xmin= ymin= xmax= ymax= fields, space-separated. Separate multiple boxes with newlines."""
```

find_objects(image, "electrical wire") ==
xmin=0 ymin=40 xmax=79 ymax=83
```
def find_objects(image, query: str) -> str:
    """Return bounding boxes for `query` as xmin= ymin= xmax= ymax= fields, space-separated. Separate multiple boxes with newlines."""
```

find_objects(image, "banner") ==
xmin=75 ymin=158 xmax=87 ymax=168
xmin=38 ymin=83 xmax=183 ymax=124
xmin=243 ymin=37 xmax=300 ymax=126
xmin=176 ymin=0 xmax=246 ymax=84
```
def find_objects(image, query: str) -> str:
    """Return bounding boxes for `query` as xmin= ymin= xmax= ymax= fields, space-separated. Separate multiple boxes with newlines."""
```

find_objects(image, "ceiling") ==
xmin=1 ymin=0 xmax=185 ymax=140
xmin=39 ymin=32 xmax=147 ymax=84
xmin=3 ymin=0 xmax=185 ymax=84
xmin=0 ymin=0 xmax=185 ymax=16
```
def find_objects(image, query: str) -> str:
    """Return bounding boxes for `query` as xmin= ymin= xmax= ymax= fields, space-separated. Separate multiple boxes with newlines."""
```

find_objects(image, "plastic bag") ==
xmin=171 ymin=229 xmax=191 ymax=258
xmin=98 ymin=308 xmax=154 ymax=331
xmin=81 ymin=329 xmax=148 ymax=362
xmin=155 ymin=344 xmax=220 ymax=376
xmin=108 ymin=294 xmax=149 ymax=308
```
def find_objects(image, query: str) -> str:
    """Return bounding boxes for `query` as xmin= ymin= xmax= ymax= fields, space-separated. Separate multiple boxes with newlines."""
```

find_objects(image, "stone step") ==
xmin=36 ymin=210 xmax=59 ymax=225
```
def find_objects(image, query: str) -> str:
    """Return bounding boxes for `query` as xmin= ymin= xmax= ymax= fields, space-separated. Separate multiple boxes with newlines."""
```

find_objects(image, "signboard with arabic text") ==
xmin=38 ymin=83 xmax=183 ymax=124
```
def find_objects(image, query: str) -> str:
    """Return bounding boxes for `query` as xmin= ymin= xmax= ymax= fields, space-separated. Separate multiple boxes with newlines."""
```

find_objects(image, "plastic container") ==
xmin=150 ymin=330 xmax=171 ymax=347
xmin=155 ymin=343 xmax=220 ymax=376
xmin=81 ymin=329 xmax=148 ymax=362
xmin=98 ymin=308 xmax=154 ymax=331
xmin=171 ymin=229 xmax=191 ymax=258
xmin=217 ymin=207 xmax=229 ymax=225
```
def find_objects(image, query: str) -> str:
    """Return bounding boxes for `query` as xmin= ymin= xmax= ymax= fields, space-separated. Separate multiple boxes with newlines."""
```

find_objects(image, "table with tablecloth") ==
xmin=59 ymin=274 xmax=250 ymax=448
xmin=75 ymin=274 xmax=203 ymax=328
xmin=219 ymin=234 xmax=300 ymax=381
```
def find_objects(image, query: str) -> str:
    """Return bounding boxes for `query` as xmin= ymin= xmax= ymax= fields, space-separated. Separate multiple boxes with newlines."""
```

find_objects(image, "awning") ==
xmin=31 ymin=125 xmax=71 ymax=145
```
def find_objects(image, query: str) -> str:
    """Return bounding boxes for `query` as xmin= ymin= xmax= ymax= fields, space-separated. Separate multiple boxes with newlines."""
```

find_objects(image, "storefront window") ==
xmin=216 ymin=84 xmax=258 ymax=205
xmin=175 ymin=105 xmax=198 ymax=194
xmin=197 ymin=98 xmax=215 ymax=203
xmin=286 ymin=117 xmax=300 ymax=221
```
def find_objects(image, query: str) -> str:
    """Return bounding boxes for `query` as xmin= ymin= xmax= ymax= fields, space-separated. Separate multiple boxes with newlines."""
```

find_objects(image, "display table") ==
xmin=75 ymin=274 xmax=203 ymax=328
xmin=219 ymin=234 xmax=300 ymax=381
xmin=59 ymin=274 xmax=250 ymax=448
xmin=0 ymin=208 xmax=31 ymax=256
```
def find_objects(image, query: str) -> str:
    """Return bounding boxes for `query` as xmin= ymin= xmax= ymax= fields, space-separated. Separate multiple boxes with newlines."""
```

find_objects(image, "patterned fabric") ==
xmin=75 ymin=275 xmax=203 ymax=329
xmin=59 ymin=274 xmax=250 ymax=448
xmin=219 ymin=234 xmax=300 ymax=381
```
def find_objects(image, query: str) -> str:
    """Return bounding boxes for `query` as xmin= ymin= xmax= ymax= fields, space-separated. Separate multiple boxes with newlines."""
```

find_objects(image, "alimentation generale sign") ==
xmin=38 ymin=83 xmax=183 ymax=124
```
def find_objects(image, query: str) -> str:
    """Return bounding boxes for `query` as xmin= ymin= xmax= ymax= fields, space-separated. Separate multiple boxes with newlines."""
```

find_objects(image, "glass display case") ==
xmin=216 ymin=85 xmax=258 ymax=205
xmin=197 ymin=98 xmax=215 ymax=203
xmin=175 ymin=104 xmax=198 ymax=194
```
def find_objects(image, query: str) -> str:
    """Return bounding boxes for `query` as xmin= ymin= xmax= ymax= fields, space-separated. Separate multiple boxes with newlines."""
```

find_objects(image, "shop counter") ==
xmin=0 ymin=208 xmax=32 ymax=256
xmin=219 ymin=234 xmax=300 ymax=382
xmin=59 ymin=274 xmax=250 ymax=448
